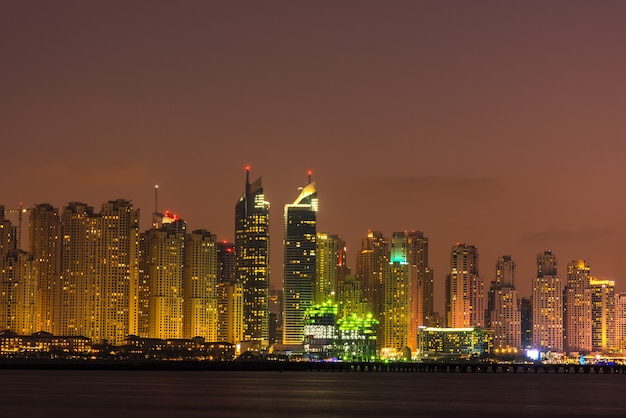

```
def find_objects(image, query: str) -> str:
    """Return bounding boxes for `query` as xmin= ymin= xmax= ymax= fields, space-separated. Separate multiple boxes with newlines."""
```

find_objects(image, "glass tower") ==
xmin=235 ymin=167 xmax=270 ymax=347
xmin=283 ymin=175 xmax=317 ymax=345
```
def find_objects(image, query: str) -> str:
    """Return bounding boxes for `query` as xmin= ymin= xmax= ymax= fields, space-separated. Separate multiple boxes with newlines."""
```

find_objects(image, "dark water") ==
xmin=0 ymin=369 xmax=624 ymax=417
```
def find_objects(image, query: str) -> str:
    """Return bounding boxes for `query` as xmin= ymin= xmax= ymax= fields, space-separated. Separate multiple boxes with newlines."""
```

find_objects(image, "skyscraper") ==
xmin=29 ymin=204 xmax=61 ymax=334
xmin=315 ymin=233 xmax=346 ymax=304
xmin=614 ymin=292 xmax=626 ymax=352
xmin=183 ymin=229 xmax=218 ymax=340
xmin=99 ymin=199 xmax=140 ymax=344
xmin=447 ymin=243 xmax=483 ymax=327
xmin=532 ymin=250 xmax=563 ymax=352
xmin=142 ymin=218 xmax=186 ymax=339
xmin=564 ymin=259 xmax=592 ymax=354
xmin=381 ymin=232 xmax=412 ymax=357
xmin=489 ymin=256 xmax=521 ymax=349
xmin=590 ymin=277 xmax=615 ymax=353
xmin=59 ymin=202 xmax=100 ymax=340
xmin=0 ymin=250 xmax=36 ymax=335
xmin=235 ymin=167 xmax=270 ymax=347
xmin=355 ymin=231 xmax=388 ymax=320
xmin=57 ymin=200 xmax=140 ymax=344
xmin=406 ymin=231 xmax=434 ymax=326
xmin=283 ymin=174 xmax=317 ymax=345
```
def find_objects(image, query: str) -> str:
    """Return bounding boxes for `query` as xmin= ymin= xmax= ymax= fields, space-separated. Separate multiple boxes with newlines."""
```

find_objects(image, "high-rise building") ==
xmin=142 ymin=218 xmax=186 ymax=339
xmin=183 ymin=229 xmax=217 ymax=340
xmin=216 ymin=241 xmax=236 ymax=343
xmin=29 ymin=204 xmax=61 ymax=334
xmin=615 ymin=292 xmax=626 ymax=352
xmin=381 ymin=232 xmax=413 ymax=357
xmin=520 ymin=296 xmax=532 ymax=349
xmin=283 ymin=175 xmax=317 ymax=345
xmin=315 ymin=233 xmax=346 ymax=304
xmin=269 ymin=287 xmax=283 ymax=345
xmin=58 ymin=200 xmax=140 ymax=345
xmin=564 ymin=259 xmax=592 ymax=354
xmin=59 ymin=202 xmax=99 ymax=339
xmin=235 ymin=167 xmax=270 ymax=347
xmin=489 ymin=256 xmax=521 ymax=349
xmin=447 ymin=244 xmax=483 ymax=327
xmin=336 ymin=275 xmax=368 ymax=320
xmin=590 ymin=278 xmax=615 ymax=353
xmin=0 ymin=206 xmax=17 ymax=259
xmin=99 ymin=199 xmax=140 ymax=344
xmin=532 ymin=250 xmax=563 ymax=352
xmin=406 ymin=231 xmax=434 ymax=327
xmin=355 ymin=231 xmax=388 ymax=319
xmin=0 ymin=250 xmax=36 ymax=335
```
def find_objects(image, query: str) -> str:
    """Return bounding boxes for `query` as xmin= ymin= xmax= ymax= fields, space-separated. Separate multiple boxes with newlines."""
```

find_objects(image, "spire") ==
xmin=307 ymin=169 xmax=312 ymax=185
xmin=245 ymin=165 xmax=251 ymax=195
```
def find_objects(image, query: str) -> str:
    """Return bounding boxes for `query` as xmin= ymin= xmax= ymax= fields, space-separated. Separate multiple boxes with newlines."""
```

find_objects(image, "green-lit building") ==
xmin=417 ymin=327 xmax=492 ymax=360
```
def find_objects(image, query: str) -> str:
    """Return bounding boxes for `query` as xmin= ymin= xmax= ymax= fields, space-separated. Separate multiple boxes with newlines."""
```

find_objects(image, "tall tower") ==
xmin=615 ymin=292 xmax=626 ymax=352
xmin=315 ymin=233 xmax=345 ymax=304
xmin=216 ymin=241 xmax=239 ymax=343
xmin=142 ymin=218 xmax=186 ymax=339
xmin=406 ymin=231 xmax=433 ymax=327
xmin=0 ymin=250 xmax=36 ymax=335
xmin=355 ymin=231 xmax=389 ymax=320
xmin=382 ymin=232 xmax=412 ymax=357
xmin=564 ymin=259 xmax=592 ymax=354
xmin=532 ymin=250 xmax=563 ymax=352
xmin=283 ymin=173 xmax=317 ymax=345
xmin=183 ymin=229 xmax=218 ymax=341
xmin=29 ymin=204 xmax=61 ymax=334
xmin=590 ymin=278 xmax=615 ymax=353
xmin=99 ymin=199 xmax=140 ymax=344
xmin=447 ymin=243 xmax=482 ymax=327
xmin=489 ymin=256 xmax=521 ymax=349
xmin=59 ymin=202 xmax=100 ymax=340
xmin=235 ymin=167 xmax=270 ymax=347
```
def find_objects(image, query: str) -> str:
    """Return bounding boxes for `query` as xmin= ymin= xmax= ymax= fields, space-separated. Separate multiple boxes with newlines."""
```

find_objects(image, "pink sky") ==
xmin=3 ymin=1 xmax=626 ymax=314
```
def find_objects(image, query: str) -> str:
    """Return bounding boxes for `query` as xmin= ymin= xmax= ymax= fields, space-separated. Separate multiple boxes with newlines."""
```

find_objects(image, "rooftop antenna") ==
xmin=154 ymin=185 xmax=159 ymax=214
xmin=307 ymin=170 xmax=312 ymax=184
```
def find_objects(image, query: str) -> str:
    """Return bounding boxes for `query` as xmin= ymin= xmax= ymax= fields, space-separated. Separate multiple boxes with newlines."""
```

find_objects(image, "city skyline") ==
xmin=3 ymin=1 xmax=626 ymax=317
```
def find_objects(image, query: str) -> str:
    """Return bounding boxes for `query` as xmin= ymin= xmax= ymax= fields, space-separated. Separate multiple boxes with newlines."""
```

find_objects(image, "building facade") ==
xmin=283 ymin=177 xmax=317 ymax=345
xmin=235 ymin=168 xmax=270 ymax=347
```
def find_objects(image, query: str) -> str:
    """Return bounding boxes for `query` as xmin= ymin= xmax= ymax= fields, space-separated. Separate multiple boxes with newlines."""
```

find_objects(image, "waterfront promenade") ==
xmin=0 ymin=359 xmax=624 ymax=374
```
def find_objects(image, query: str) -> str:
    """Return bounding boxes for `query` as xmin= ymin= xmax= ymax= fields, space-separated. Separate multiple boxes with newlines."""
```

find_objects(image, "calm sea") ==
xmin=0 ymin=369 xmax=624 ymax=417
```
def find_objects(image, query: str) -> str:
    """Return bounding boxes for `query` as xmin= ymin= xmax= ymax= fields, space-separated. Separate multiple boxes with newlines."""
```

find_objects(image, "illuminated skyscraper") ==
xmin=0 ymin=206 xmax=17 ymax=258
xmin=0 ymin=250 xmax=36 ymax=335
xmin=283 ymin=174 xmax=317 ymax=345
xmin=99 ymin=199 xmax=140 ymax=344
xmin=58 ymin=200 xmax=139 ymax=345
xmin=315 ymin=233 xmax=346 ymax=304
xmin=532 ymin=250 xmax=563 ymax=352
xmin=355 ymin=231 xmax=388 ymax=319
xmin=183 ymin=229 xmax=217 ymax=340
xmin=29 ymin=204 xmax=61 ymax=334
xmin=235 ymin=167 xmax=270 ymax=347
xmin=59 ymin=202 xmax=99 ymax=339
xmin=489 ymin=256 xmax=521 ymax=349
xmin=446 ymin=244 xmax=483 ymax=327
xmin=381 ymin=232 xmax=412 ymax=357
xmin=142 ymin=218 xmax=186 ymax=339
xmin=216 ymin=241 xmax=236 ymax=343
xmin=406 ymin=231 xmax=434 ymax=326
xmin=564 ymin=259 xmax=592 ymax=354
xmin=615 ymin=292 xmax=626 ymax=352
xmin=590 ymin=277 xmax=615 ymax=353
